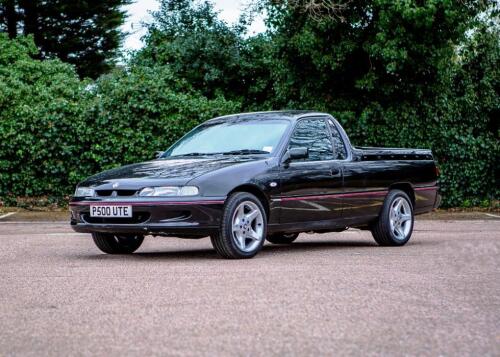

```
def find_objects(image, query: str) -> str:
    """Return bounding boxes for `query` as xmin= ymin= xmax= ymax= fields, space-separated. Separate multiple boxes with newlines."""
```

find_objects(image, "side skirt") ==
xmin=267 ymin=216 xmax=368 ymax=234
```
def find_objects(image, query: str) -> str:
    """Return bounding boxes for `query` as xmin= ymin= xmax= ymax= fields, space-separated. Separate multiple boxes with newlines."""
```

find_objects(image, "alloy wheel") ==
xmin=389 ymin=197 xmax=412 ymax=240
xmin=231 ymin=200 xmax=264 ymax=252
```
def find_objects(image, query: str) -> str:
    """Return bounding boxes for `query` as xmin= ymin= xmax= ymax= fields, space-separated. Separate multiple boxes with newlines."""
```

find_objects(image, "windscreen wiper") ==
xmin=222 ymin=149 xmax=270 ymax=155
xmin=171 ymin=152 xmax=219 ymax=157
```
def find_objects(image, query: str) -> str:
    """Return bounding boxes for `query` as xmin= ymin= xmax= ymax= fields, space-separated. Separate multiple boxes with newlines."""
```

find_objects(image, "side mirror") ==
xmin=155 ymin=151 xmax=164 ymax=159
xmin=282 ymin=147 xmax=308 ymax=163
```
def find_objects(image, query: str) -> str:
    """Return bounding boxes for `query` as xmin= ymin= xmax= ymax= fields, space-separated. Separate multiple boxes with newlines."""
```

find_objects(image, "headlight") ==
xmin=139 ymin=186 xmax=199 ymax=197
xmin=74 ymin=187 xmax=95 ymax=197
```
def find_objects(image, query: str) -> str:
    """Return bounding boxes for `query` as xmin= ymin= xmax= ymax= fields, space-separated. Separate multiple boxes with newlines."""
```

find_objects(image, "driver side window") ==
xmin=288 ymin=118 xmax=334 ymax=162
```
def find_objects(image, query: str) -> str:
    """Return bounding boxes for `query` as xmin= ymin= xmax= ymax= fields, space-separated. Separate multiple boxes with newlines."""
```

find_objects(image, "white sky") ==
xmin=121 ymin=0 xmax=266 ymax=51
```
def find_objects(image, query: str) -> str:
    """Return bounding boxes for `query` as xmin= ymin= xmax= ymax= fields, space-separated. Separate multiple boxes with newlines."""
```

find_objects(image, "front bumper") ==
xmin=69 ymin=197 xmax=225 ymax=237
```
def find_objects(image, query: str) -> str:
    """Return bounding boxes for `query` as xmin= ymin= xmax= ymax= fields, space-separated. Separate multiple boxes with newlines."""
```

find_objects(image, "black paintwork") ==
xmin=70 ymin=111 xmax=440 ymax=237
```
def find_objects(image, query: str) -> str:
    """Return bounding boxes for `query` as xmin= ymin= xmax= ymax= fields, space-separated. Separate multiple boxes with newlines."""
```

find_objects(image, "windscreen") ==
xmin=164 ymin=119 xmax=290 ymax=157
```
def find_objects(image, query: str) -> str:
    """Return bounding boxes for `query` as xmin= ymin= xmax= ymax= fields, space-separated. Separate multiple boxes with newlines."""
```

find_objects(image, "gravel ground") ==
xmin=0 ymin=219 xmax=499 ymax=356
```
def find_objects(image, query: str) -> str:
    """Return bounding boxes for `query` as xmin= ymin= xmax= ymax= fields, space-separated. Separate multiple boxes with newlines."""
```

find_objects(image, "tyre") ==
xmin=92 ymin=232 xmax=144 ymax=254
xmin=371 ymin=189 xmax=414 ymax=246
xmin=210 ymin=192 xmax=267 ymax=259
xmin=266 ymin=232 xmax=299 ymax=244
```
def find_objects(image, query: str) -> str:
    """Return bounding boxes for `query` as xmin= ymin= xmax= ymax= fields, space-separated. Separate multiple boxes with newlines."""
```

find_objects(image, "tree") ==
xmin=0 ymin=0 xmax=130 ymax=78
xmin=0 ymin=34 xmax=239 ymax=204
xmin=133 ymin=0 xmax=273 ymax=107
xmin=256 ymin=0 xmax=497 ymax=206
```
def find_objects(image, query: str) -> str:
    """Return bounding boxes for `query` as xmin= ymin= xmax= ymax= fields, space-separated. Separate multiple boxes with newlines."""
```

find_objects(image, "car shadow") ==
xmin=270 ymin=240 xmax=378 ymax=250
xmin=79 ymin=247 xmax=218 ymax=261
xmin=78 ymin=239 xmax=390 ymax=261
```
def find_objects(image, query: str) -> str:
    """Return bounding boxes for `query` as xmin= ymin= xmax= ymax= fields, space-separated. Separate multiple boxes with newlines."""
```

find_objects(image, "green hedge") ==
xmin=0 ymin=33 xmax=497 ymax=207
xmin=0 ymin=34 xmax=239 ymax=205
xmin=84 ymin=66 xmax=240 ymax=173
xmin=0 ymin=35 xmax=92 ymax=202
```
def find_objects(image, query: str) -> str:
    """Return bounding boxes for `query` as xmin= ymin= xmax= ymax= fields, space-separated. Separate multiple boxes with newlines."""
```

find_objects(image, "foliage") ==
xmin=253 ymin=0 xmax=499 ymax=206
xmin=0 ymin=0 xmax=498 ymax=207
xmin=0 ymin=33 xmax=93 ymax=202
xmin=0 ymin=34 xmax=239 ymax=204
xmin=86 ymin=65 xmax=240 ymax=170
xmin=0 ymin=0 xmax=130 ymax=79
xmin=437 ymin=23 xmax=499 ymax=206
xmin=133 ymin=0 xmax=274 ymax=108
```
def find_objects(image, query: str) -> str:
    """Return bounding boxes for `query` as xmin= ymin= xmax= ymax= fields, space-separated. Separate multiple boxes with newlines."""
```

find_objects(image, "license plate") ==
xmin=90 ymin=205 xmax=132 ymax=218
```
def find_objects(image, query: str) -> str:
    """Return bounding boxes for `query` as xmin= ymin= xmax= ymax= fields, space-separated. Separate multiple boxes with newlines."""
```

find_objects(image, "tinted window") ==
xmin=328 ymin=120 xmax=347 ymax=160
xmin=288 ymin=118 xmax=334 ymax=161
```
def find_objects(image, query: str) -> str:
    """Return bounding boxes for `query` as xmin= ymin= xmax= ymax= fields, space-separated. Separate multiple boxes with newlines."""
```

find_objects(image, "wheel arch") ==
xmin=389 ymin=182 xmax=415 ymax=208
xmin=228 ymin=184 xmax=270 ymax=220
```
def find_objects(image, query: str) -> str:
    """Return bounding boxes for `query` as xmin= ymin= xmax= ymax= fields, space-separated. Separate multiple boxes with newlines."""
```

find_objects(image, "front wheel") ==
xmin=210 ymin=192 xmax=267 ymax=259
xmin=92 ymin=233 xmax=144 ymax=254
xmin=371 ymin=190 xmax=414 ymax=246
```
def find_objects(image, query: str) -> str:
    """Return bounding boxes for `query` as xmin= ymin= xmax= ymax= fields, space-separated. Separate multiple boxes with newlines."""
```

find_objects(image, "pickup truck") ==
xmin=70 ymin=111 xmax=440 ymax=259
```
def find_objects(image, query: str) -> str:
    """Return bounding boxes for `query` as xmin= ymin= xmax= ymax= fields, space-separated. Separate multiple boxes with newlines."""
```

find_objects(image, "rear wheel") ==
xmin=210 ymin=192 xmax=267 ymax=259
xmin=371 ymin=190 xmax=414 ymax=246
xmin=266 ymin=232 xmax=299 ymax=244
xmin=92 ymin=233 xmax=144 ymax=254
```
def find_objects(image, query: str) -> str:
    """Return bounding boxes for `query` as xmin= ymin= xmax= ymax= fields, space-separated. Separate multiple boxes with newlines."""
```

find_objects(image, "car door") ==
xmin=334 ymin=114 xmax=388 ymax=221
xmin=279 ymin=117 xmax=343 ymax=224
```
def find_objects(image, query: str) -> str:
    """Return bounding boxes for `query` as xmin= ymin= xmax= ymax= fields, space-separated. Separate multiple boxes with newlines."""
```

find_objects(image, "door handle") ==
xmin=330 ymin=168 xmax=342 ymax=177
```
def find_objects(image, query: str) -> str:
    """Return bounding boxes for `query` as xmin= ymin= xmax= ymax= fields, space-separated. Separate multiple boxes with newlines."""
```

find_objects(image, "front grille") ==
xmin=95 ymin=189 xmax=138 ymax=197
xmin=82 ymin=212 xmax=150 ymax=224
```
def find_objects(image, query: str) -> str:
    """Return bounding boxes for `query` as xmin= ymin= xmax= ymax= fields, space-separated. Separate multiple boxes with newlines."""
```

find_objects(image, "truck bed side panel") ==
xmin=342 ymin=158 xmax=438 ymax=222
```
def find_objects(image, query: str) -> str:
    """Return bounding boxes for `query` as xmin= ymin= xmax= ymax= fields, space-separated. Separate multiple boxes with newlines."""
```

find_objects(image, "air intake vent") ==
xmin=82 ymin=212 xmax=150 ymax=224
xmin=95 ymin=190 xmax=138 ymax=197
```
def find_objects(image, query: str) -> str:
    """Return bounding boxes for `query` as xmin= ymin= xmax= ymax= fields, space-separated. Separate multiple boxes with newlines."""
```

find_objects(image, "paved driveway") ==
xmin=0 ymin=219 xmax=499 ymax=356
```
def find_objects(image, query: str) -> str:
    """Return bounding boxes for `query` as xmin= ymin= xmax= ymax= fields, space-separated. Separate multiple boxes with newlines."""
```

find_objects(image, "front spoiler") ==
xmin=71 ymin=222 xmax=218 ymax=236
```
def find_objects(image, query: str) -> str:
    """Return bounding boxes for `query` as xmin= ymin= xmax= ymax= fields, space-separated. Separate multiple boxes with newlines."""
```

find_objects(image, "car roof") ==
xmin=206 ymin=110 xmax=330 ymax=123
